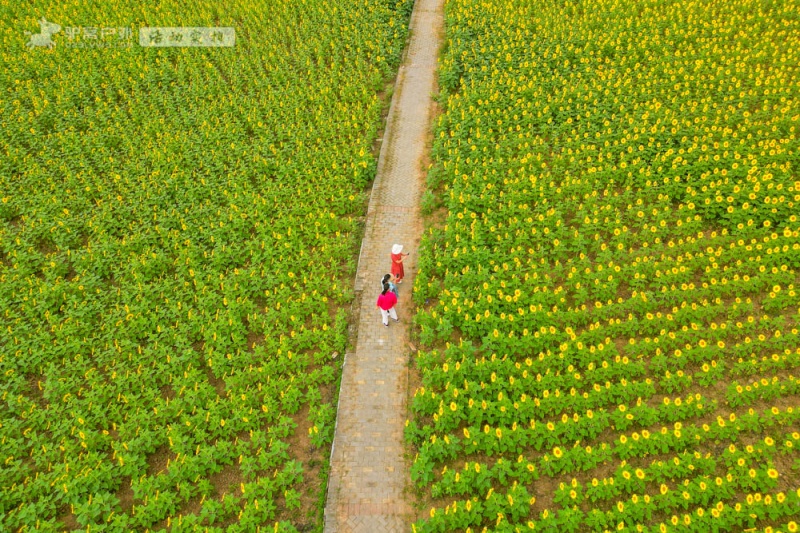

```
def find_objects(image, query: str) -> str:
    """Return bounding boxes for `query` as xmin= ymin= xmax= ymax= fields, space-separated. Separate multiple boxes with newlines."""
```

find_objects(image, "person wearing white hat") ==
xmin=390 ymin=244 xmax=409 ymax=283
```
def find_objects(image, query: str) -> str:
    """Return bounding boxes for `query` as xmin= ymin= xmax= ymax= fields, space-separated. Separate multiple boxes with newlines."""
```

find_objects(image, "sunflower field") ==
xmin=408 ymin=0 xmax=800 ymax=530
xmin=0 ymin=0 xmax=412 ymax=530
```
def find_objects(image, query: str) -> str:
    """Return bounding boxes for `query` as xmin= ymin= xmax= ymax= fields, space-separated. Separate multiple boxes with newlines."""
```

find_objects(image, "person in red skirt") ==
xmin=391 ymin=244 xmax=409 ymax=283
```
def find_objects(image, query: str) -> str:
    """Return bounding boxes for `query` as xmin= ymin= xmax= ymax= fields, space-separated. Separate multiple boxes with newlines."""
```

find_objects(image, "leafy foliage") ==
xmin=409 ymin=0 xmax=800 ymax=530
xmin=0 ymin=0 xmax=412 ymax=530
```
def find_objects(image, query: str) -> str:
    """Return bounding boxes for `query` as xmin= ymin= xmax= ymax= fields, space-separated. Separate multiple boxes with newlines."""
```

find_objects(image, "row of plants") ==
xmin=409 ymin=0 xmax=800 ymax=530
xmin=0 ymin=0 xmax=413 ymax=530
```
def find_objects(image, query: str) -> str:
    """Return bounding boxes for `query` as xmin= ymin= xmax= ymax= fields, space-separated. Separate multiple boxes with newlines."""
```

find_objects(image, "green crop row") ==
xmin=0 ymin=0 xmax=413 ymax=531
xmin=409 ymin=0 xmax=800 ymax=530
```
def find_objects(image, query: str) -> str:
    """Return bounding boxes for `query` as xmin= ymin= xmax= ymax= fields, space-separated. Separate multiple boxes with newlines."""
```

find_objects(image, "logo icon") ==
xmin=25 ymin=17 xmax=61 ymax=48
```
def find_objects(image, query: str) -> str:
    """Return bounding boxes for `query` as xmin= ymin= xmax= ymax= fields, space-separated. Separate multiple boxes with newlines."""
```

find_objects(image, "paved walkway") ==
xmin=323 ymin=0 xmax=444 ymax=531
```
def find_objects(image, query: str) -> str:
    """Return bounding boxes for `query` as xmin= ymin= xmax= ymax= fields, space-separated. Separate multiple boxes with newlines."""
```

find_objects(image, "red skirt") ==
xmin=391 ymin=253 xmax=404 ymax=279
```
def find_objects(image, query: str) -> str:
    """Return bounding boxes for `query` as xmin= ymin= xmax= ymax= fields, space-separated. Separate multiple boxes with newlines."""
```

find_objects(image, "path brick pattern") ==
xmin=324 ymin=0 xmax=444 ymax=531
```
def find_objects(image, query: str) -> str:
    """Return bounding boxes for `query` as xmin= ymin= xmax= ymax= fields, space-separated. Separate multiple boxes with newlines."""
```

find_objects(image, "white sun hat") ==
xmin=392 ymin=244 xmax=403 ymax=254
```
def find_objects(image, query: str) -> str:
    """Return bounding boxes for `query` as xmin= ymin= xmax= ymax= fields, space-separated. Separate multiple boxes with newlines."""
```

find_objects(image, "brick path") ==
xmin=323 ymin=0 xmax=444 ymax=531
